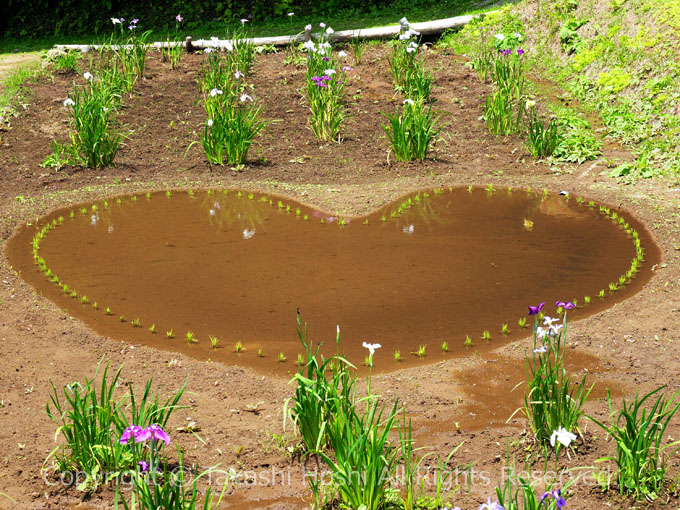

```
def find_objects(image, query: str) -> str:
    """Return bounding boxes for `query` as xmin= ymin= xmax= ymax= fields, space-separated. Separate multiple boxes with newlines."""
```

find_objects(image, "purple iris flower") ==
xmin=146 ymin=424 xmax=171 ymax=445
xmin=120 ymin=425 xmax=145 ymax=444
xmin=541 ymin=489 xmax=566 ymax=510
xmin=555 ymin=300 xmax=575 ymax=310
xmin=322 ymin=56 xmax=329 ymax=61
xmin=517 ymin=48 xmax=524 ymax=55
xmin=138 ymin=460 xmax=149 ymax=472
xmin=528 ymin=302 xmax=545 ymax=315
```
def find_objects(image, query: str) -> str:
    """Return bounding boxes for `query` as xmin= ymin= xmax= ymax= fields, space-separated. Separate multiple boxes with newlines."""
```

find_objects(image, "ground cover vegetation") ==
xmin=445 ymin=0 xmax=680 ymax=180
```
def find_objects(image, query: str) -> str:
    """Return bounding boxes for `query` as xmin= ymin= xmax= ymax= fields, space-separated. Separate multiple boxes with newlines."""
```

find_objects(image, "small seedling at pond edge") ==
xmin=131 ymin=195 xmax=138 ymax=202
xmin=393 ymin=350 xmax=401 ymax=362
xmin=609 ymin=282 xmax=618 ymax=292
xmin=145 ymin=192 xmax=151 ymax=200
xmin=295 ymin=208 xmax=301 ymax=216
xmin=166 ymin=329 xmax=175 ymax=339
xmin=119 ymin=316 xmax=126 ymax=322
xmin=584 ymin=296 xmax=591 ymax=305
xmin=186 ymin=331 xmax=196 ymax=344
xmin=465 ymin=335 xmax=472 ymax=347
xmin=166 ymin=190 xmax=172 ymax=197
xmin=588 ymin=200 xmax=595 ymax=208
xmin=235 ymin=340 xmax=243 ymax=353
xmin=92 ymin=302 xmax=98 ymax=310
xmin=523 ymin=218 xmax=534 ymax=231
xmin=132 ymin=318 xmax=141 ymax=328
xmin=440 ymin=341 xmax=449 ymax=353
xmin=518 ymin=317 xmax=527 ymax=328
xmin=297 ymin=353 xmax=305 ymax=366
xmin=482 ymin=330 xmax=491 ymax=341
xmin=501 ymin=323 xmax=509 ymax=335
xmin=416 ymin=345 xmax=426 ymax=358
xmin=149 ymin=324 xmax=156 ymax=334
xmin=63 ymin=285 xmax=69 ymax=294
xmin=210 ymin=335 xmax=219 ymax=349
xmin=80 ymin=295 xmax=88 ymax=304
xmin=599 ymin=289 xmax=605 ymax=298
xmin=468 ymin=185 xmax=473 ymax=193
xmin=303 ymin=214 xmax=308 ymax=221
xmin=105 ymin=307 xmax=112 ymax=315
xmin=278 ymin=352 xmax=286 ymax=362
xmin=364 ymin=356 xmax=372 ymax=367
xmin=70 ymin=290 xmax=78 ymax=298
xmin=70 ymin=210 xmax=75 ymax=218
xmin=363 ymin=219 xmax=369 ymax=225
xmin=258 ymin=348 xmax=263 ymax=357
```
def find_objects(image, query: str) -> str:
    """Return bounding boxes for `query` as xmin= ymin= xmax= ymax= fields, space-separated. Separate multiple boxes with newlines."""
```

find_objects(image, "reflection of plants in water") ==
xmin=201 ymin=189 xmax=272 ymax=232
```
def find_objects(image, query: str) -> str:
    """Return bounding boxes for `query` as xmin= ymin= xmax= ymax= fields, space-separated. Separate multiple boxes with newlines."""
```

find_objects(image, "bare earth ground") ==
xmin=0 ymin=46 xmax=679 ymax=509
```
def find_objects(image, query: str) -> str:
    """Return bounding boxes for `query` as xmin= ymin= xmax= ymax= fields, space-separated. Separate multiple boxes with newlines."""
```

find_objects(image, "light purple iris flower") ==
xmin=176 ymin=14 xmax=183 ymax=23
xmin=528 ymin=302 xmax=545 ymax=315
xmin=138 ymin=460 xmax=149 ymax=472
xmin=555 ymin=300 xmax=575 ymax=310
xmin=517 ymin=48 xmax=524 ymax=55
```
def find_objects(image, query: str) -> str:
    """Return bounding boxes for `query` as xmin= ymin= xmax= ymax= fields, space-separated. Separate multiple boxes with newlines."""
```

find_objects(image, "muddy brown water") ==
xmin=7 ymin=187 xmax=659 ymax=377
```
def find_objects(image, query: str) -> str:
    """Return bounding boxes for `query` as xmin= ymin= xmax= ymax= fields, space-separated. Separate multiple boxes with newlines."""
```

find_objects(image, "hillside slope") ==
xmin=447 ymin=0 xmax=680 ymax=181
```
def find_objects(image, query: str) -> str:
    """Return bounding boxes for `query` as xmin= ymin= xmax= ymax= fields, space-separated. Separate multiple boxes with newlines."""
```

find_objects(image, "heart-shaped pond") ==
xmin=8 ymin=187 xmax=657 ymax=375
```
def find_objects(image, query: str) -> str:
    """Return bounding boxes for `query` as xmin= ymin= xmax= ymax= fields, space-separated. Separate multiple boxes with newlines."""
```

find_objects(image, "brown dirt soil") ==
xmin=0 ymin=45 xmax=679 ymax=510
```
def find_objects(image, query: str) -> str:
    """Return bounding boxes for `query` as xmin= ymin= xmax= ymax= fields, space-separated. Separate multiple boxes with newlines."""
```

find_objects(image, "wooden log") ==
xmin=53 ymin=12 xmax=493 ymax=52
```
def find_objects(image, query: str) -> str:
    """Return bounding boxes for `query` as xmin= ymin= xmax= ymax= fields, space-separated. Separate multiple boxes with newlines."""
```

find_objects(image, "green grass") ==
xmin=0 ymin=57 xmax=41 ymax=121
xmin=0 ymin=0 xmax=493 ymax=54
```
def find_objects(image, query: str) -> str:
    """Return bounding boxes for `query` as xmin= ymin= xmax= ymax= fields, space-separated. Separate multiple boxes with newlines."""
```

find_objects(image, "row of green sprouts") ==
xmin=30 ymin=186 xmax=645 ymax=368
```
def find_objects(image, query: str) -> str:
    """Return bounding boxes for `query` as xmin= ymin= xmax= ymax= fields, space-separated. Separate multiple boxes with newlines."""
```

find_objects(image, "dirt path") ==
xmin=0 ymin=52 xmax=41 ymax=93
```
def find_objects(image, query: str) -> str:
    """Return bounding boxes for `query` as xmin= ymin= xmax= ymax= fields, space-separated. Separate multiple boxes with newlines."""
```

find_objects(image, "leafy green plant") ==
xmin=588 ymin=387 xmax=680 ymax=498
xmin=209 ymin=335 xmax=219 ymax=349
xmin=284 ymin=314 xmax=355 ymax=452
xmin=382 ymin=99 xmax=441 ymax=161
xmin=517 ymin=309 xmax=592 ymax=451
xmin=45 ymin=362 xmax=185 ymax=491
xmin=306 ymin=59 xmax=349 ymax=142
xmin=484 ymin=90 xmax=520 ymax=136
xmin=198 ymin=94 xmax=268 ymax=165
xmin=525 ymin=101 xmax=562 ymax=157
xmin=47 ymin=74 xmax=123 ymax=168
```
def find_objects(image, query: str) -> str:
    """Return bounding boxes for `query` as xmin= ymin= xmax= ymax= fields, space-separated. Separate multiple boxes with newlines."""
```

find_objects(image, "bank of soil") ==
xmin=0 ymin=45 xmax=679 ymax=509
